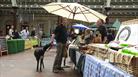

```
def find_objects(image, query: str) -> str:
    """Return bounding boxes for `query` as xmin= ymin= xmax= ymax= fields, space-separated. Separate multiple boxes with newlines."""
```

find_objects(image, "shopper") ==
xmin=20 ymin=27 xmax=29 ymax=39
xmin=12 ymin=29 xmax=20 ymax=39
xmin=50 ymin=31 xmax=55 ymax=46
xmin=84 ymin=29 xmax=91 ymax=44
xmin=107 ymin=29 xmax=114 ymax=43
xmin=53 ymin=21 xmax=68 ymax=73
xmin=31 ymin=28 xmax=36 ymax=37
xmin=9 ymin=25 xmax=14 ymax=38
xmin=92 ymin=31 xmax=102 ymax=43
xmin=38 ymin=28 xmax=43 ymax=39
xmin=6 ymin=25 xmax=10 ymax=35
xmin=76 ymin=31 xmax=85 ymax=45
xmin=69 ymin=28 xmax=76 ymax=41
xmin=96 ymin=19 xmax=107 ymax=43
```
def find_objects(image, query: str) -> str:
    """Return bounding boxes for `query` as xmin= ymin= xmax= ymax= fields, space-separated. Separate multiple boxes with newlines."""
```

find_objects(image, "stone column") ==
xmin=57 ymin=0 xmax=61 ymax=2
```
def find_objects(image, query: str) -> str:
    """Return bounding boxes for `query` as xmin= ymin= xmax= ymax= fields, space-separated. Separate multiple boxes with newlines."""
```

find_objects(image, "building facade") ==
xmin=0 ymin=0 xmax=138 ymax=35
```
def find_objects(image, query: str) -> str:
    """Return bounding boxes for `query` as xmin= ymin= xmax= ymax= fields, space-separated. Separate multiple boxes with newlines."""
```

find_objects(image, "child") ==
xmin=92 ymin=33 xmax=102 ymax=43
xmin=63 ymin=44 xmax=68 ymax=67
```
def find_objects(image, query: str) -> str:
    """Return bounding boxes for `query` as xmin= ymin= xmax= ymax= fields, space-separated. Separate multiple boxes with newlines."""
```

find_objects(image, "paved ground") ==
xmin=0 ymin=47 xmax=81 ymax=77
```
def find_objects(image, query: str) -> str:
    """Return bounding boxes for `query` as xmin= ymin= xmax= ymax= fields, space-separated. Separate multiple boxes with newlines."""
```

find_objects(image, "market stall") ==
xmin=83 ymin=54 xmax=133 ymax=77
xmin=69 ymin=19 xmax=138 ymax=77
xmin=6 ymin=37 xmax=39 ymax=53
xmin=41 ymin=38 xmax=50 ymax=47
xmin=87 ymin=44 xmax=137 ymax=77
xmin=30 ymin=38 xmax=39 ymax=46
xmin=7 ymin=39 xmax=25 ymax=54
xmin=24 ymin=39 xmax=33 ymax=49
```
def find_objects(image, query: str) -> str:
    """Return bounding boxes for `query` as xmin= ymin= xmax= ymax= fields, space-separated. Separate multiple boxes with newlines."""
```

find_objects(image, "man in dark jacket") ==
xmin=96 ymin=19 xmax=107 ymax=43
xmin=53 ymin=22 xmax=68 ymax=73
xmin=12 ymin=29 xmax=20 ymax=39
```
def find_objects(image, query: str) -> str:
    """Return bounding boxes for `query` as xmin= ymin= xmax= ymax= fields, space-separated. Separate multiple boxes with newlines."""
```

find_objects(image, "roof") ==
xmin=122 ymin=19 xmax=138 ymax=25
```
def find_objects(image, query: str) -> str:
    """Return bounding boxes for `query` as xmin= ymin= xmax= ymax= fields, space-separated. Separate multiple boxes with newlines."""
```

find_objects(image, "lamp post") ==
xmin=57 ymin=0 xmax=61 ymax=2
xmin=12 ymin=7 xmax=18 ymax=29
xmin=104 ymin=0 xmax=112 ymax=24
xmin=11 ymin=0 xmax=18 ymax=29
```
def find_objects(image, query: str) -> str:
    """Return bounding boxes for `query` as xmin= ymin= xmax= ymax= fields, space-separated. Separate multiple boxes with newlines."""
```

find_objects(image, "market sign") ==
xmin=117 ymin=26 xmax=131 ymax=41
xmin=115 ymin=24 xmax=138 ymax=45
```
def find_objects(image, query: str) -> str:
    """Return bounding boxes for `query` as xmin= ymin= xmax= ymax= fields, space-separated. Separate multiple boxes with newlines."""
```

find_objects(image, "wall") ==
xmin=0 ymin=14 xmax=137 ymax=36
xmin=0 ymin=15 xmax=58 ymax=36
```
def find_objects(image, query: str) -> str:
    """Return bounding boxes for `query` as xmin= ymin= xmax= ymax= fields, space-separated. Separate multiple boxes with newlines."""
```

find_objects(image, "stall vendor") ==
xmin=96 ymin=19 xmax=107 ymax=43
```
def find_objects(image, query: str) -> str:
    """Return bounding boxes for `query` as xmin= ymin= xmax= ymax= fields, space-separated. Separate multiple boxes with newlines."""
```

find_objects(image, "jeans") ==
xmin=53 ymin=43 xmax=66 ymax=70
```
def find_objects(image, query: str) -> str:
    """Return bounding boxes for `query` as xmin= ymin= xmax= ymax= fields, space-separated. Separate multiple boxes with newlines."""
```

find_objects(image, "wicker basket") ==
xmin=88 ymin=44 xmax=108 ymax=60
xmin=114 ymin=57 xmax=138 ymax=77
xmin=87 ymin=44 xmax=138 ymax=77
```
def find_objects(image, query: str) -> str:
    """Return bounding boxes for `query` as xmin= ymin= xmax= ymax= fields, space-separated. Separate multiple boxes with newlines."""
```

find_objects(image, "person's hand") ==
xmin=103 ymin=40 xmax=108 ymax=44
xmin=103 ymin=37 xmax=107 ymax=44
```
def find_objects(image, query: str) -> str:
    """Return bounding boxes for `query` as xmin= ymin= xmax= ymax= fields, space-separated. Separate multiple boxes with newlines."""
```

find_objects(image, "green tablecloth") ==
xmin=7 ymin=39 xmax=25 ymax=54
xmin=7 ymin=39 xmax=18 ymax=54
xmin=17 ymin=39 xmax=25 ymax=52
